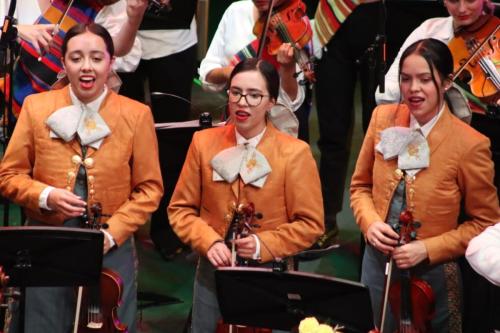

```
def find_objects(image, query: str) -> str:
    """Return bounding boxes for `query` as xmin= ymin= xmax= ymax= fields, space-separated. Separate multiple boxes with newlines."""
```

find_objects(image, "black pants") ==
xmin=315 ymin=3 xmax=380 ymax=228
xmin=119 ymin=44 xmax=198 ymax=123
xmin=119 ymin=44 xmax=198 ymax=255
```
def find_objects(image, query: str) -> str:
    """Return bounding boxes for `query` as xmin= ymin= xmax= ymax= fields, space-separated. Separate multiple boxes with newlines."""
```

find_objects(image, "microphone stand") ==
xmin=0 ymin=0 xmax=18 ymax=227
xmin=377 ymin=0 xmax=387 ymax=93
xmin=356 ymin=0 xmax=387 ymax=94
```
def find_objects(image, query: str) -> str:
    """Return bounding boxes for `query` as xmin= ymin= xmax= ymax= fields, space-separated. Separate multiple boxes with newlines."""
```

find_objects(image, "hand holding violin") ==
xmin=207 ymin=241 xmax=232 ymax=267
xmin=234 ymin=235 xmax=257 ymax=259
xmin=366 ymin=220 xmax=399 ymax=255
xmin=17 ymin=24 xmax=56 ymax=54
xmin=47 ymin=188 xmax=86 ymax=219
xmin=392 ymin=240 xmax=428 ymax=269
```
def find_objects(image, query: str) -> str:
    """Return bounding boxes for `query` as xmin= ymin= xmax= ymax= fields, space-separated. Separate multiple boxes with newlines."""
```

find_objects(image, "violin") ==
xmin=253 ymin=0 xmax=315 ymax=83
xmin=225 ymin=202 xmax=260 ymax=267
xmin=377 ymin=210 xmax=435 ymax=333
xmin=448 ymin=14 xmax=500 ymax=106
xmin=216 ymin=202 xmax=270 ymax=333
xmin=74 ymin=203 xmax=127 ymax=333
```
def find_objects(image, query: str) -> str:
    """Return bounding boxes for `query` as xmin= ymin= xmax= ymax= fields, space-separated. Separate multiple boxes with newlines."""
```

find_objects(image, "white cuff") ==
xmin=101 ymin=229 xmax=116 ymax=249
xmin=39 ymin=186 xmax=55 ymax=210
xmin=251 ymin=234 xmax=261 ymax=260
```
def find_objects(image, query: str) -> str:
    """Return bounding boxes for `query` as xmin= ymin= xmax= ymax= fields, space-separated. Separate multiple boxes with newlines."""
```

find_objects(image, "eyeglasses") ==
xmin=227 ymin=89 xmax=269 ymax=107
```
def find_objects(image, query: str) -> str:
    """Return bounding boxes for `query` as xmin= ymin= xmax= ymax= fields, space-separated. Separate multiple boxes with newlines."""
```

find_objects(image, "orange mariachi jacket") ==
xmin=168 ymin=122 xmax=324 ymax=262
xmin=0 ymin=85 xmax=163 ymax=245
xmin=351 ymin=103 xmax=499 ymax=264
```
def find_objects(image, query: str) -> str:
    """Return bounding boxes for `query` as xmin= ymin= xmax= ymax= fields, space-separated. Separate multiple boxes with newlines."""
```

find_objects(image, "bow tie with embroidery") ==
xmin=46 ymin=105 xmax=110 ymax=149
xmin=376 ymin=126 xmax=430 ymax=175
xmin=211 ymin=144 xmax=272 ymax=188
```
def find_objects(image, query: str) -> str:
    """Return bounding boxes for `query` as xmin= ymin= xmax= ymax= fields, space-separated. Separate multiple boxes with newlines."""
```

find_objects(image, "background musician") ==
xmin=119 ymin=0 xmax=198 ymax=124
xmin=0 ymin=0 xmax=148 ymax=116
xmin=351 ymin=38 xmax=499 ymax=332
xmin=168 ymin=58 xmax=324 ymax=333
xmin=0 ymin=23 xmax=163 ymax=333
xmin=198 ymin=0 xmax=309 ymax=141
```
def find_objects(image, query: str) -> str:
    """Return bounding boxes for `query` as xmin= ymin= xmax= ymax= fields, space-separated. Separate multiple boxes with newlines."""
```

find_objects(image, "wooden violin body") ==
xmin=253 ymin=0 xmax=315 ymax=82
xmin=77 ymin=269 xmax=127 ymax=333
xmin=76 ymin=203 xmax=127 ymax=333
xmin=378 ymin=210 xmax=435 ymax=333
xmin=448 ymin=15 xmax=500 ymax=105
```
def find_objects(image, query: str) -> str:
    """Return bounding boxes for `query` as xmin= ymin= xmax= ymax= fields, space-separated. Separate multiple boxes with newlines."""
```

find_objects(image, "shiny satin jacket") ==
xmin=351 ymin=104 xmax=499 ymax=264
xmin=0 ymin=86 xmax=164 ymax=245
xmin=168 ymin=122 xmax=324 ymax=263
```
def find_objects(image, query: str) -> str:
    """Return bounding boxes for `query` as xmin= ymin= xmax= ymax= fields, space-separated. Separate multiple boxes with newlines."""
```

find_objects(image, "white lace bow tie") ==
xmin=211 ymin=144 xmax=272 ymax=188
xmin=376 ymin=126 xmax=430 ymax=175
xmin=46 ymin=105 xmax=111 ymax=149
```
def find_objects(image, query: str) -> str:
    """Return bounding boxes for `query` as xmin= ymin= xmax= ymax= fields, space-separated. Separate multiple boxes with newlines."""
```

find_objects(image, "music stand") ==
xmin=215 ymin=267 xmax=374 ymax=333
xmin=0 ymin=226 xmax=103 ymax=287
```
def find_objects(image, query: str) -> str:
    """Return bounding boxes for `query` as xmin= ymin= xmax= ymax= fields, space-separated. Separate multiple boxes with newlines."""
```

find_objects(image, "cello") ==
xmin=73 ymin=203 xmax=127 ymax=333
xmin=376 ymin=210 xmax=435 ymax=333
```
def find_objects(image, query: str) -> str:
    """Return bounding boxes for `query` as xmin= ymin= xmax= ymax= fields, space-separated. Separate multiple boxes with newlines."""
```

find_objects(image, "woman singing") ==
xmin=0 ymin=23 xmax=163 ymax=333
xmin=351 ymin=38 xmax=499 ymax=332
xmin=168 ymin=58 xmax=324 ymax=333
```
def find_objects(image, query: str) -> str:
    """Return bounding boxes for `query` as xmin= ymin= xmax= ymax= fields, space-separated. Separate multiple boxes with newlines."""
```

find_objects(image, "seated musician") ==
xmin=198 ymin=0 xmax=309 ymax=140
xmin=351 ymin=38 xmax=499 ymax=332
xmin=0 ymin=23 xmax=163 ymax=333
xmin=168 ymin=58 xmax=324 ymax=333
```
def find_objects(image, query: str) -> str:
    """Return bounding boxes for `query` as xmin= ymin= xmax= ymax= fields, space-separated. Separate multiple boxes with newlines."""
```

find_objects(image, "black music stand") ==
xmin=215 ymin=267 xmax=374 ymax=333
xmin=0 ymin=226 xmax=103 ymax=333
xmin=0 ymin=226 xmax=103 ymax=287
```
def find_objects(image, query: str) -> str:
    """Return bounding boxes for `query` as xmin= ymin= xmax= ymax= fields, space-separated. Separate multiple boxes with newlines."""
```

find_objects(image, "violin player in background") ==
xmin=168 ymin=58 xmax=324 ymax=333
xmin=375 ymin=0 xmax=500 ymax=194
xmin=198 ymin=0 xmax=310 ymax=141
xmin=0 ymin=0 xmax=149 ymax=116
xmin=0 ymin=23 xmax=163 ymax=333
xmin=351 ymin=38 xmax=499 ymax=332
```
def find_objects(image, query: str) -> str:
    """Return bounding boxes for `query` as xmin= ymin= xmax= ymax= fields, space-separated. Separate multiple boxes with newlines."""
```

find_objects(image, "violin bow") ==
xmin=37 ymin=0 xmax=76 ymax=61
xmin=55 ymin=0 xmax=76 ymax=34
xmin=256 ymin=0 xmax=277 ymax=59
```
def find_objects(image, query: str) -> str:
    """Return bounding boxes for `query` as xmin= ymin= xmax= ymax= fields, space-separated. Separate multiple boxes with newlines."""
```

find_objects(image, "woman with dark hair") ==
xmin=0 ymin=23 xmax=163 ymax=333
xmin=0 ymin=0 xmax=149 ymax=116
xmin=168 ymin=58 xmax=324 ymax=333
xmin=351 ymin=38 xmax=499 ymax=332
xmin=375 ymin=0 xmax=500 ymax=194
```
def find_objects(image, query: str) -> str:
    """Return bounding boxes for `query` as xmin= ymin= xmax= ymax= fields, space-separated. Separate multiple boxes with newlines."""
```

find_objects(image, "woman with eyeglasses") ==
xmin=168 ymin=58 xmax=324 ymax=333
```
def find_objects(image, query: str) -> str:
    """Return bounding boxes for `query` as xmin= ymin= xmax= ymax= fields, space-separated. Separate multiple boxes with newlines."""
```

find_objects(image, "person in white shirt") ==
xmin=466 ymin=223 xmax=500 ymax=287
xmin=199 ymin=0 xmax=308 ymax=140
xmin=119 ymin=0 xmax=198 ymax=123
